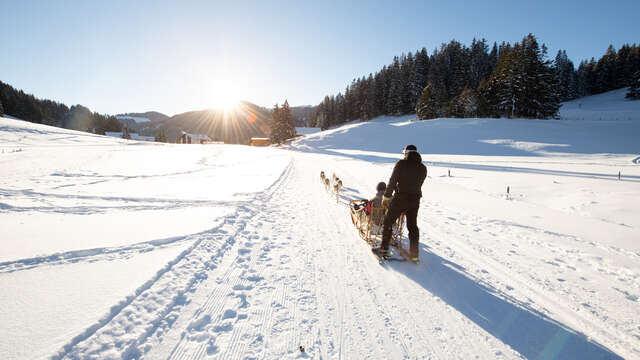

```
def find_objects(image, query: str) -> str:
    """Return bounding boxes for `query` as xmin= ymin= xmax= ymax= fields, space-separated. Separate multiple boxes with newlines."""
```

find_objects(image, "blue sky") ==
xmin=1 ymin=0 xmax=638 ymax=116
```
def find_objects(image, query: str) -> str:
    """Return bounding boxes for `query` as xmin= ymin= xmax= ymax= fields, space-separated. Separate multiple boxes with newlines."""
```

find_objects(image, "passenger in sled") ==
xmin=350 ymin=182 xmax=388 ymax=239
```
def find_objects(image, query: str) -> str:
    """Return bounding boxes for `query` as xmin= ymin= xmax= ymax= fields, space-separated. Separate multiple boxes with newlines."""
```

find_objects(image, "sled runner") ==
xmin=350 ymin=199 xmax=413 ymax=261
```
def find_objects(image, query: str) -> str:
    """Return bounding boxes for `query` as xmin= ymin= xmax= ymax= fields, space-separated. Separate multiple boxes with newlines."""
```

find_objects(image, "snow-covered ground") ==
xmin=295 ymin=127 xmax=321 ymax=135
xmin=1 ymin=90 xmax=639 ymax=359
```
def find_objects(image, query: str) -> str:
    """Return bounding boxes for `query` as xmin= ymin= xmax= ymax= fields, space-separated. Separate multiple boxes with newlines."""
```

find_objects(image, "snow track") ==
xmin=53 ymin=162 xmax=293 ymax=359
xmin=0 ymin=229 xmax=221 ymax=274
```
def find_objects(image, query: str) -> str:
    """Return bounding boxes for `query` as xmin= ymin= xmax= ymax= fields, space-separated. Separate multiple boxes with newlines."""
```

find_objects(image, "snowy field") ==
xmin=1 ymin=90 xmax=639 ymax=359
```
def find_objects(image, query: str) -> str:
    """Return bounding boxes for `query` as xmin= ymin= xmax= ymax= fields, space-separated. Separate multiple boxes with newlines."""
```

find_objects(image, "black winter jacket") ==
xmin=384 ymin=154 xmax=427 ymax=202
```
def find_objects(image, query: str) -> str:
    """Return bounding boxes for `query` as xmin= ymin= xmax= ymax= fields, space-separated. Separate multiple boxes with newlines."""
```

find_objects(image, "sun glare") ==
xmin=211 ymin=78 xmax=243 ymax=111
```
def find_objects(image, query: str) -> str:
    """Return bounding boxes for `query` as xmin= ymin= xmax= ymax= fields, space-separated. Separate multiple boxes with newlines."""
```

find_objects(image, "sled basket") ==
xmin=349 ymin=199 xmax=404 ymax=246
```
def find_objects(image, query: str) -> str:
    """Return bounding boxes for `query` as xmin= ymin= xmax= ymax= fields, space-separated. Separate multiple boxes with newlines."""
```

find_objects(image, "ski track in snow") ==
xmin=51 ymin=161 xmax=294 ymax=359
xmin=0 ymin=223 xmax=226 ymax=274
xmin=419 ymin=203 xmax=638 ymax=358
xmin=0 ymin=188 xmax=246 ymax=215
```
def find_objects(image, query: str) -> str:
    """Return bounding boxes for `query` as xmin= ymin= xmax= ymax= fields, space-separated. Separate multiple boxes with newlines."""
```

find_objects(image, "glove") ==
xmin=382 ymin=195 xmax=392 ymax=208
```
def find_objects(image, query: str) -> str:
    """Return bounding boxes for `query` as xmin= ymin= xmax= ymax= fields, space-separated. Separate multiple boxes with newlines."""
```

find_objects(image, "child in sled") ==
xmin=350 ymin=182 xmax=387 ymax=236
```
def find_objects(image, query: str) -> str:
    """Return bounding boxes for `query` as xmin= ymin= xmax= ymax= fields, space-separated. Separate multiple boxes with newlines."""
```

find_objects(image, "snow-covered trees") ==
xmin=555 ymin=50 xmax=578 ymax=101
xmin=270 ymin=100 xmax=295 ymax=144
xmin=482 ymin=34 xmax=560 ymax=119
xmin=416 ymin=84 xmax=439 ymax=120
xmin=455 ymin=87 xmax=479 ymax=118
xmin=313 ymin=36 xmax=640 ymax=124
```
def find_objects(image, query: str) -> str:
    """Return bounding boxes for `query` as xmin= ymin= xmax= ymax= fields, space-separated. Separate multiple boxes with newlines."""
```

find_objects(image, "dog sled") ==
xmin=349 ymin=199 xmax=412 ymax=260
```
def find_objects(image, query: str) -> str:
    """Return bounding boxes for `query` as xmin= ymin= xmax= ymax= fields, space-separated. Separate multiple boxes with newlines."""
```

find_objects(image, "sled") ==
xmin=349 ymin=199 xmax=408 ymax=258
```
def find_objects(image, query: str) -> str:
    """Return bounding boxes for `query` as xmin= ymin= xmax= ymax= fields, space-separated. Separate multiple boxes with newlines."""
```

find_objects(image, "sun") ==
xmin=211 ymin=78 xmax=243 ymax=111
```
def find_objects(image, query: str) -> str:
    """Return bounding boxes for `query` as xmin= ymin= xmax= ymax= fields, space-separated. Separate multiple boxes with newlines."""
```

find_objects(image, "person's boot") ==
xmin=373 ymin=246 xmax=391 ymax=258
xmin=410 ymin=240 xmax=419 ymax=262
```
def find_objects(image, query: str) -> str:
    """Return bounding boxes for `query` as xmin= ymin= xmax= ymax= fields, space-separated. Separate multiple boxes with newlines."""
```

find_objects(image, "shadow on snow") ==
xmin=393 ymin=246 xmax=623 ymax=360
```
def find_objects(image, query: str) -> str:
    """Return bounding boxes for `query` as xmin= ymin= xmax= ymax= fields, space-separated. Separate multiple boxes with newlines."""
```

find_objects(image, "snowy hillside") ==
xmin=1 ymin=89 xmax=639 ymax=359
xmin=560 ymin=88 xmax=640 ymax=121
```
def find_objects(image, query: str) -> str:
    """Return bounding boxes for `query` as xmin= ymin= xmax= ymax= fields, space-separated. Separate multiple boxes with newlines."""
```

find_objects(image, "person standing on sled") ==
xmin=374 ymin=144 xmax=427 ymax=261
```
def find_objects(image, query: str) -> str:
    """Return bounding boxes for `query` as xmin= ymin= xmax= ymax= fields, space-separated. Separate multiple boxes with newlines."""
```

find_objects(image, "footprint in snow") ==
xmin=232 ymin=284 xmax=253 ymax=291
xmin=212 ymin=323 xmax=233 ymax=332
xmin=222 ymin=309 xmax=237 ymax=320
xmin=188 ymin=314 xmax=212 ymax=332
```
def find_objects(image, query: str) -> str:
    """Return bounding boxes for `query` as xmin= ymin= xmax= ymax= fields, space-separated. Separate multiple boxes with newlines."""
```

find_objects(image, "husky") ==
xmin=323 ymin=177 xmax=331 ymax=190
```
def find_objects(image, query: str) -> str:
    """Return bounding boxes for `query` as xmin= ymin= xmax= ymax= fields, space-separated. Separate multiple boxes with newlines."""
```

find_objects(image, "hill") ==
xmin=294 ymin=88 xmax=640 ymax=157
xmin=162 ymin=101 xmax=272 ymax=144
xmin=116 ymin=111 xmax=170 ymax=123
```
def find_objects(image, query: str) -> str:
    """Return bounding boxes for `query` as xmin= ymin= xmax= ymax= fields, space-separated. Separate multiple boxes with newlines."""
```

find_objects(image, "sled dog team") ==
xmin=321 ymin=144 xmax=427 ymax=262
xmin=320 ymin=171 xmax=342 ymax=202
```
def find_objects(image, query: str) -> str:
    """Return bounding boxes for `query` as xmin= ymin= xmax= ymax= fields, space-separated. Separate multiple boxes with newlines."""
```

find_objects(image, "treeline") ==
xmin=0 ymin=80 xmax=121 ymax=134
xmin=310 ymin=34 xmax=640 ymax=127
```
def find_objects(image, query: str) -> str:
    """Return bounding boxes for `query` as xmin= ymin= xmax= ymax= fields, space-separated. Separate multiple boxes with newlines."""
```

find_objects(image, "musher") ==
xmin=374 ymin=144 xmax=427 ymax=261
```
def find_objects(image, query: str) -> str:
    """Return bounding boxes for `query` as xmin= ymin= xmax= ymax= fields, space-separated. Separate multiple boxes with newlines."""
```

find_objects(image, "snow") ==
xmin=182 ymin=132 xmax=212 ymax=141
xmin=105 ymin=132 xmax=156 ymax=141
xmin=560 ymin=88 xmax=640 ymax=121
xmin=1 ymin=89 xmax=639 ymax=359
xmin=295 ymin=127 xmax=321 ymax=135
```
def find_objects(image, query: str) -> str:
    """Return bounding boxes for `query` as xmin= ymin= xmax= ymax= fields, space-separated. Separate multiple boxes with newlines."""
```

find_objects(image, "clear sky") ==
xmin=1 ymin=0 xmax=638 ymax=116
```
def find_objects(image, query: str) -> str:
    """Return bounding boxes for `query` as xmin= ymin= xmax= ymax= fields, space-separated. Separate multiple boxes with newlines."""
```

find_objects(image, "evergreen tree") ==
xmin=281 ymin=100 xmax=295 ymax=139
xmin=470 ymin=38 xmax=492 ymax=88
xmin=489 ymin=42 xmax=499 ymax=72
xmin=373 ymin=69 xmax=387 ymax=116
xmin=456 ymin=87 xmax=479 ymax=117
xmin=595 ymin=45 xmax=618 ymax=93
xmin=270 ymin=101 xmax=295 ymax=143
xmin=627 ymin=71 xmax=640 ymax=100
xmin=270 ymin=104 xmax=282 ymax=143
xmin=362 ymin=74 xmax=376 ymax=120
xmin=408 ymin=49 xmax=429 ymax=111
xmin=574 ymin=61 xmax=588 ymax=98
xmin=386 ymin=56 xmax=403 ymax=114
xmin=400 ymin=52 xmax=414 ymax=113
xmin=484 ymin=43 xmax=519 ymax=117
xmin=416 ymin=84 xmax=442 ymax=120
xmin=555 ymin=50 xmax=577 ymax=101
xmin=476 ymin=78 xmax=493 ymax=117
xmin=0 ymin=100 xmax=4 ymax=117
xmin=483 ymin=35 xmax=560 ymax=119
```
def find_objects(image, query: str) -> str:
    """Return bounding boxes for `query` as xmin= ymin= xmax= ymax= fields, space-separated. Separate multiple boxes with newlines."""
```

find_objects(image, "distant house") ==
xmin=177 ymin=131 xmax=212 ymax=144
xmin=250 ymin=137 xmax=270 ymax=146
